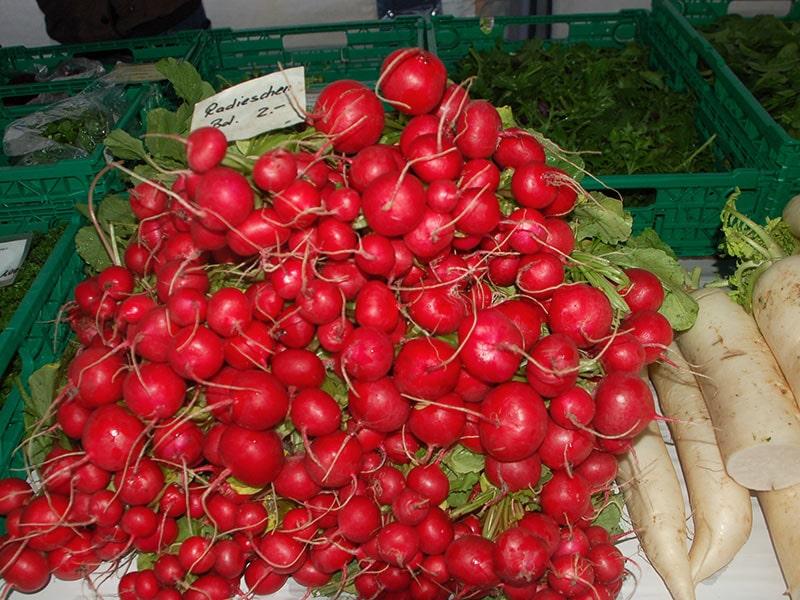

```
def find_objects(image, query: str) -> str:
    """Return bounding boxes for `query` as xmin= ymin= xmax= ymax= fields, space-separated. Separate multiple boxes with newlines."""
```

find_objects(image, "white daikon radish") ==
xmin=676 ymin=287 xmax=800 ymax=491
xmin=757 ymin=485 xmax=800 ymax=600
xmin=753 ymin=255 xmax=800 ymax=401
xmin=782 ymin=194 xmax=800 ymax=238
xmin=618 ymin=420 xmax=695 ymax=600
xmin=650 ymin=345 xmax=752 ymax=584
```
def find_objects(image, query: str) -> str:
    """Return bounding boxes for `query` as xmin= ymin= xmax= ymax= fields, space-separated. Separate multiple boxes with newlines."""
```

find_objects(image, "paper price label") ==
xmin=0 ymin=234 xmax=32 ymax=288
xmin=191 ymin=67 xmax=306 ymax=141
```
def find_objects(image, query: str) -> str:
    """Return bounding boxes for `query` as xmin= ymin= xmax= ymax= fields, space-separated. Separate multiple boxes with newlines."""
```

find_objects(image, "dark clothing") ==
xmin=36 ymin=0 xmax=210 ymax=43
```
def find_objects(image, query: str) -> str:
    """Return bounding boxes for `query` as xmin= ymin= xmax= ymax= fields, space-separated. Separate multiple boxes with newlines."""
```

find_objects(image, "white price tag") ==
xmin=0 ymin=234 xmax=32 ymax=288
xmin=190 ymin=67 xmax=307 ymax=141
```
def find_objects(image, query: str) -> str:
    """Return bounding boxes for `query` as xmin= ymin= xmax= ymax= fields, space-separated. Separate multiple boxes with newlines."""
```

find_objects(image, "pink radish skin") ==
xmin=455 ymin=100 xmax=502 ymax=159
xmin=457 ymin=308 xmax=523 ymax=384
xmin=592 ymin=371 xmax=655 ymax=439
xmin=313 ymin=80 xmax=385 ymax=153
xmin=494 ymin=128 xmax=546 ymax=169
xmin=362 ymin=171 xmax=427 ymax=237
xmin=479 ymin=382 xmax=548 ymax=462
xmin=253 ymin=149 xmax=296 ymax=193
xmin=485 ymin=454 xmax=542 ymax=492
xmin=548 ymin=283 xmax=614 ymax=349
xmin=379 ymin=49 xmax=447 ymax=116
xmin=394 ymin=337 xmax=460 ymax=399
xmin=186 ymin=127 xmax=227 ymax=173
xmin=194 ymin=167 xmax=253 ymax=231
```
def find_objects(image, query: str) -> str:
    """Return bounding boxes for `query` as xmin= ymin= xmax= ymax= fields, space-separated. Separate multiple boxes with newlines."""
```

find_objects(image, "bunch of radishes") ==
xmin=0 ymin=47 xmax=676 ymax=599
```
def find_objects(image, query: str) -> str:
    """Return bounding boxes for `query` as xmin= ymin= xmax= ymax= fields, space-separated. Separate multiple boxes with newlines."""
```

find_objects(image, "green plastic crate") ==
xmin=0 ymin=30 xmax=208 ymax=95
xmin=669 ymin=0 xmax=800 ymax=26
xmin=197 ymin=17 xmax=426 ymax=93
xmin=0 ymin=216 xmax=84 ymax=483
xmin=0 ymin=84 xmax=151 ymax=228
xmin=428 ymin=11 xmax=787 ymax=256
xmin=652 ymin=0 xmax=800 ymax=174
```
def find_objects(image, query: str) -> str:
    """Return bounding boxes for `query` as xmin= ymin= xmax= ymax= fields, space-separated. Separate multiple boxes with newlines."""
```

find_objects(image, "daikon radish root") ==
xmin=650 ymin=345 xmax=752 ymax=584
xmin=676 ymin=287 xmax=800 ymax=491
xmin=753 ymin=255 xmax=800 ymax=401
xmin=782 ymin=194 xmax=800 ymax=238
xmin=757 ymin=485 xmax=800 ymax=600
xmin=618 ymin=420 xmax=696 ymax=600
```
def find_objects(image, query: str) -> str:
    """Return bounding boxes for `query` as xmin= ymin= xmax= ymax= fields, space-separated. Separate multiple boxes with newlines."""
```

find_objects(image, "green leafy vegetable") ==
xmin=456 ymin=41 xmax=717 ymax=176
xmin=572 ymin=193 xmax=633 ymax=245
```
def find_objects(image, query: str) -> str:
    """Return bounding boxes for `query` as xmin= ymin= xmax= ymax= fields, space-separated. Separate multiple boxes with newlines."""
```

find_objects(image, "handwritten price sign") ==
xmin=190 ymin=67 xmax=306 ymax=141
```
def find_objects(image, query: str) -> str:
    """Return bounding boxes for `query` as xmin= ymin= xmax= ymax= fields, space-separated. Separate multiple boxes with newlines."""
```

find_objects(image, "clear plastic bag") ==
xmin=2 ymin=82 xmax=126 ymax=165
xmin=33 ymin=57 xmax=106 ymax=82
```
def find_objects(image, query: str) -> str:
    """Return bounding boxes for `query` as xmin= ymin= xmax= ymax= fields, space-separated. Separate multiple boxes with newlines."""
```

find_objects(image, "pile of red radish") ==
xmin=0 ymin=47 xmax=675 ymax=599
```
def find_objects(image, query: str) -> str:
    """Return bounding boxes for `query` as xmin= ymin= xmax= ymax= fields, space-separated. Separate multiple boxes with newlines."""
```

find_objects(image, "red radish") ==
xmin=525 ymin=333 xmax=580 ymax=398
xmin=355 ymin=233 xmax=396 ymax=277
xmin=621 ymin=268 xmax=665 ymax=312
xmin=227 ymin=207 xmax=289 ymax=256
xmin=621 ymin=309 xmax=674 ymax=363
xmin=479 ymin=382 xmax=548 ymax=462
xmin=130 ymin=181 xmax=168 ymax=219
xmin=67 ymin=347 xmax=125 ymax=409
xmin=259 ymin=531 xmax=305 ymax=574
xmin=113 ymin=457 xmax=165 ymax=505
xmin=600 ymin=331 xmax=647 ymax=373
xmin=273 ymin=307 xmax=315 ymax=349
xmin=453 ymin=187 xmax=501 ymax=235
xmin=296 ymin=278 xmax=344 ymax=326
xmin=485 ymin=454 xmax=542 ymax=492
xmin=273 ymin=179 xmax=321 ymax=229
xmin=97 ymin=265 xmax=134 ymax=300
xmin=378 ymin=522 xmax=420 ymax=567
xmin=504 ymin=207 xmax=547 ymax=254
xmin=382 ymin=430 xmax=421 ymax=465
xmin=407 ymin=284 xmax=467 ymax=335
xmin=189 ymin=220 xmax=227 ymax=251
xmin=493 ymin=527 xmax=550 ymax=586
xmin=290 ymin=389 xmax=341 ymax=437
xmin=542 ymin=217 xmax=576 ymax=258
xmin=0 ymin=478 xmax=32 ymax=515
xmin=445 ymin=535 xmax=498 ymax=587
xmin=247 ymin=281 xmax=283 ymax=321
xmin=223 ymin=320 xmax=273 ymax=369
xmin=540 ymin=471 xmax=592 ymax=525
xmin=407 ymin=464 xmax=450 ymax=505
xmin=274 ymin=456 xmax=321 ymax=502
xmin=166 ymin=288 xmax=207 ymax=328
xmin=427 ymin=179 xmax=460 ymax=213
xmin=341 ymin=327 xmax=394 ymax=382
xmin=355 ymin=281 xmax=400 ymax=332
xmin=548 ymin=283 xmax=613 ymax=348
xmin=588 ymin=543 xmax=625 ymax=584
xmin=404 ymin=209 xmax=455 ymax=259
xmin=548 ymin=553 xmax=595 ymax=597
xmin=317 ymin=317 xmax=354 ymax=353
xmin=0 ymin=544 xmax=50 ymax=593
xmin=313 ymin=80 xmax=384 ymax=153
xmin=544 ymin=184 xmax=579 ymax=217
xmin=122 ymin=362 xmax=186 ymax=420
xmin=455 ymin=100 xmax=502 ymax=159
xmin=494 ymin=299 xmax=546 ymax=352
xmin=253 ymin=150 xmax=296 ymax=193
xmin=168 ymin=325 xmax=225 ymax=381
xmin=550 ymin=386 xmax=595 ymax=430
xmin=350 ymin=144 xmax=403 ymax=191
xmin=592 ymin=371 xmax=654 ymax=438
xmin=416 ymin=506 xmax=454 ymax=556
xmin=538 ymin=420 xmax=595 ymax=470
xmin=220 ymin=426 xmax=284 ymax=487
xmin=186 ymin=127 xmax=227 ymax=173
xmin=124 ymin=241 xmax=152 ymax=276
xmin=194 ymin=167 xmax=253 ymax=231
xmin=19 ymin=494 xmax=73 ymax=551
xmin=511 ymin=162 xmax=560 ymax=209
xmin=436 ymin=82 xmax=470 ymax=123
xmin=407 ymin=134 xmax=463 ymax=183
xmin=458 ymin=308 xmax=523 ymax=383
xmin=295 ymin=151 xmax=332 ymax=188
xmin=575 ymin=450 xmax=618 ymax=492
xmin=517 ymin=253 xmax=565 ymax=298
xmin=337 ymin=496 xmax=381 ymax=543
xmin=304 ymin=431 xmax=363 ymax=488
xmin=394 ymin=337 xmax=460 ymax=399
xmin=400 ymin=115 xmax=440 ymax=156
xmin=82 ymin=405 xmax=145 ymax=472
xmin=155 ymin=259 xmax=209 ymax=303
xmin=494 ymin=128 xmax=546 ymax=169
xmin=553 ymin=527 xmax=590 ymax=558
xmin=408 ymin=392 xmax=467 ymax=448
xmin=271 ymin=257 xmax=307 ymax=300
xmin=378 ymin=48 xmax=447 ymax=115
xmin=213 ymin=539 xmax=246 ymax=579
xmin=152 ymin=419 xmax=204 ymax=466
xmin=349 ymin=377 xmax=410 ymax=432
xmin=459 ymin=158 xmax=501 ymax=191
xmin=362 ymin=171 xmax=426 ymax=237
xmin=317 ymin=216 xmax=357 ymax=258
